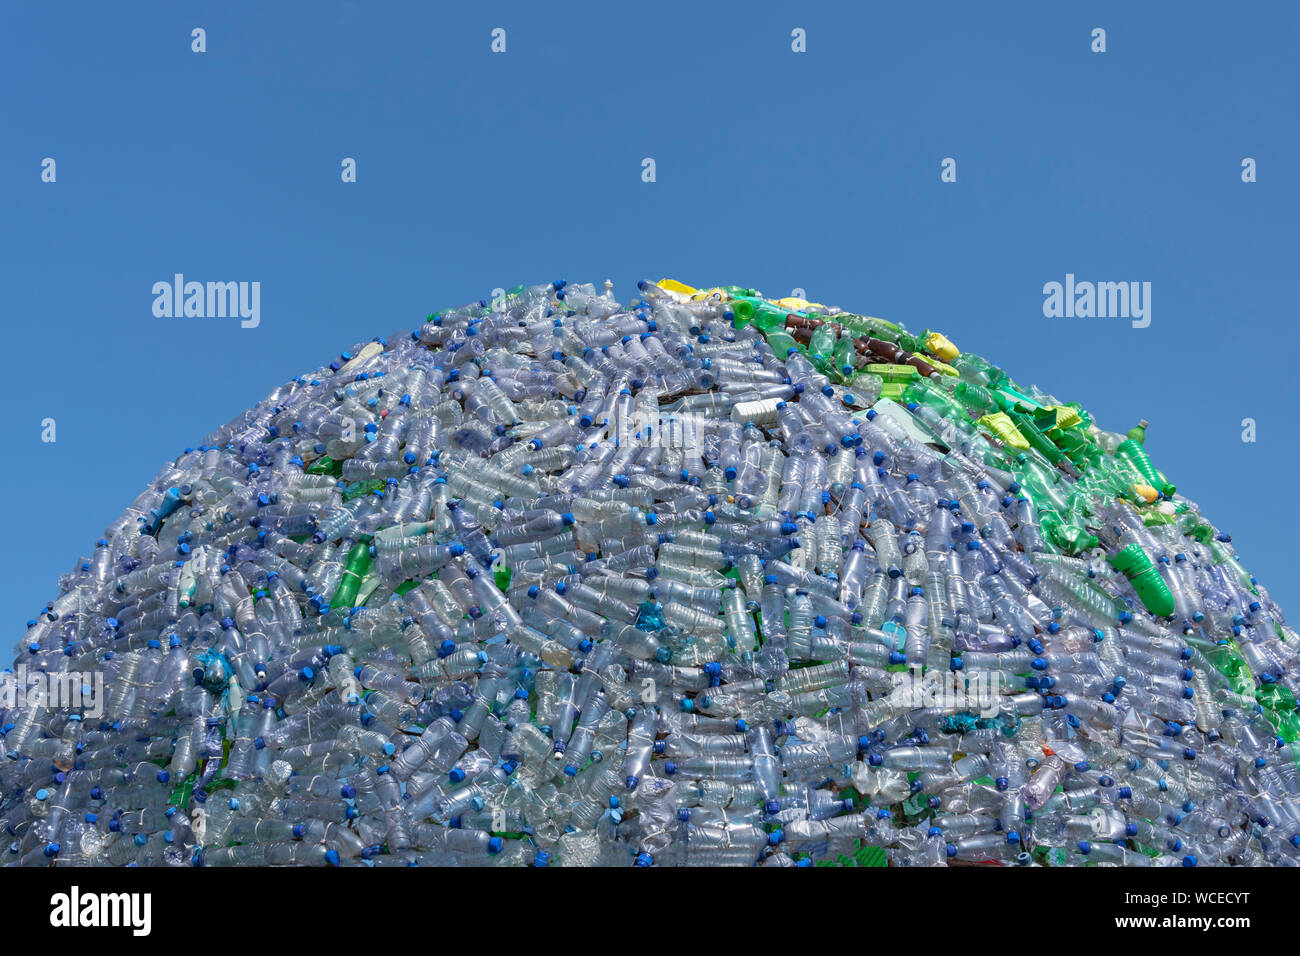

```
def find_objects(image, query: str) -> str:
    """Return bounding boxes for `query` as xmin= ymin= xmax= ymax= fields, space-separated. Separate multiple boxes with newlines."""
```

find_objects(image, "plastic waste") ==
xmin=5 ymin=276 xmax=1295 ymax=868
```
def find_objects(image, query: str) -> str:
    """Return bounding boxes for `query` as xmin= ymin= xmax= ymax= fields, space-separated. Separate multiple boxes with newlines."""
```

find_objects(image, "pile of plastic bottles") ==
xmin=7 ymin=277 xmax=1298 ymax=867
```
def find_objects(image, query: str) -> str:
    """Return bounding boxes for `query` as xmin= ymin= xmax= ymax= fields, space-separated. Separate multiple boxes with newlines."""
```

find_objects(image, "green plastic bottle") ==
xmin=1108 ymin=543 xmax=1175 ymax=617
xmin=1209 ymin=539 xmax=1254 ymax=592
xmin=1053 ymin=424 xmax=1095 ymax=465
xmin=903 ymin=380 xmax=966 ymax=422
xmin=831 ymin=336 xmax=859 ymax=381
xmin=953 ymin=381 xmax=997 ymax=419
xmin=1042 ymin=513 xmax=1100 ymax=556
xmin=1257 ymin=683 xmax=1295 ymax=715
xmin=953 ymin=354 xmax=996 ymax=386
xmin=895 ymin=332 xmax=922 ymax=354
xmin=1008 ymin=409 xmax=1065 ymax=465
xmin=765 ymin=329 xmax=801 ymax=359
xmin=494 ymin=564 xmax=512 ymax=591
xmin=1179 ymin=516 xmax=1215 ymax=544
xmin=1097 ymin=453 xmax=1145 ymax=497
xmin=837 ymin=313 xmax=906 ymax=343
xmin=1126 ymin=419 xmax=1149 ymax=445
xmin=729 ymin=298 xmax=757 ymax=327
xmin=1013 ymin=452 xmax=1070 ymax=514
xmin=1212 ymin=641 xmax=1258 ymax=700
xmin=808 ymin=324 xmax=838 ymax=372
xmin=866 ymin=363 xmax=921 ymax=385
xmin=750 ymin=301 xmax=789 ymax=333
xmin=1273 ymin=710 xmax=1300 ymax=746
xmin=1116 ymin=438 xmax=1174 ymax=496
xmin=332 ymin=541 xmax=373 ymax=609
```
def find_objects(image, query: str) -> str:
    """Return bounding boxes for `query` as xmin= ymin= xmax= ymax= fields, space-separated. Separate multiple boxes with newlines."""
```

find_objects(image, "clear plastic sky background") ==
xmin=4 ymin=1 xmax=1297 ymax=634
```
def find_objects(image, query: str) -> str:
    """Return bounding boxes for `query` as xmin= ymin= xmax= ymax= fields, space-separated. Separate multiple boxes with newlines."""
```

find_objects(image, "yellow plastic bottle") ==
xmin=656 ymin=278 xmax=698 ymax=298
xmin=924 ymin=331 xmax=960 ymax=363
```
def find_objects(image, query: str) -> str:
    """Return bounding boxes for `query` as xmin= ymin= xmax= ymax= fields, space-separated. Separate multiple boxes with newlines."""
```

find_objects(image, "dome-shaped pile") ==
xmin=7 ymin=278 xmax=1296 ymax=867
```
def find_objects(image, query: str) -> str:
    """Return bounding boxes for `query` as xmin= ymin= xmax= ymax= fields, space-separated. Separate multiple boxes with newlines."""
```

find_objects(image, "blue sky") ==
xmin=5 ymin=1 xmax=1297 ymax=632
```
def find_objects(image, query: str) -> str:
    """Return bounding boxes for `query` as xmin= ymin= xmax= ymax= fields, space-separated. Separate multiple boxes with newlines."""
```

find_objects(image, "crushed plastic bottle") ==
xmin=6 ymin=276 xmax=1298 ymax=868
